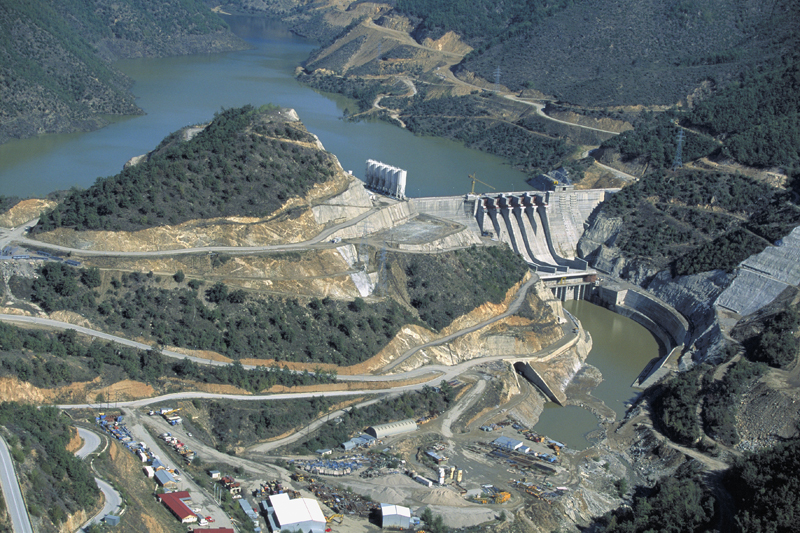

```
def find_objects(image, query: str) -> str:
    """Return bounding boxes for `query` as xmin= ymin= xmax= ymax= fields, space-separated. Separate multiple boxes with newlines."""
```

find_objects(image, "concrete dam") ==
xmin=411 ymin=188 xmax=613 ymax=274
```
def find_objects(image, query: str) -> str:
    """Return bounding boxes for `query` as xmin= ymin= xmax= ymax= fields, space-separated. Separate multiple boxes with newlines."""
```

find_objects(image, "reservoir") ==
xmin=533 ymin=300 xmax=661 ymax=450
xmin=0 ymin=16 xmax=529 ymax=199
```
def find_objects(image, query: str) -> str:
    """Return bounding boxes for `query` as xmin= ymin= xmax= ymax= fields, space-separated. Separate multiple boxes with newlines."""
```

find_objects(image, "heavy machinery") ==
xmin=326 ymin=514 xmax=344 ymax=524
xmin=468 ymin=174 xmax=495 ymax=195
xmin=494 ymin=492 xmax=511 ymax=504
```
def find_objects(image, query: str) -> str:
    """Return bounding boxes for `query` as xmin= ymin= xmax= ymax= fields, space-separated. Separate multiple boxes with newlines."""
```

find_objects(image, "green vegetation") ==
xmin=420 ymin=508 xmax=450 ymax=533
xmin=12 ymin=263 xmax=415 ymax=366
xmin=671 ymin=229 xmax=770 ymax=276
xmin=298 ymin=73 xmax=407 ymax=112
xmin=392 ymin=245 xmax=529 ymax=331
xmin=601 ymin=112 xmax=719 ymax=169
xmin=689 ymin=56 xmax=800 ymax=172
xmin=401 ymin=95 xmax=571 ymax=174
xmin=206 ymin=396 xmax=334 ymax=447
xmin=395 ymin=0 xmax=577 ymax=43
xmin=651 ymin=366 xmax=704 ymax=445
xmin=702 ymin=359 xmax=766 ymax=445
xmin=727 ymin=437 xmax=800 ymax=532
xmin=291 ymin=384 xmax=456 ymax=452
xmin=458 ymin=0 xmax=796 ymax=106
xmin=34 ymin=105 xmax=339 ymax=233
xmin=599 ymin=170 xmax=798 ymax=272
xmin=597 ymin=464 xmax=716 ymax=533
xmin=0 ymin=321 xmax=336 ymax=393
xmin=0 ymin=0 xmax=240 ymax=144
xmin=746 ymin=308 xmax=800 ymax=368
xmin=0 ymin=403 xmax=99 ymax=527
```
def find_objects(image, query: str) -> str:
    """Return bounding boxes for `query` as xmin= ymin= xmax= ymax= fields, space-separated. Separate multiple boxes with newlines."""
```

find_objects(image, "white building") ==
xmin=380 ymin=503 xmax=411 ymax=529
xmin=265 ymin=493 xmax=326 ymax=533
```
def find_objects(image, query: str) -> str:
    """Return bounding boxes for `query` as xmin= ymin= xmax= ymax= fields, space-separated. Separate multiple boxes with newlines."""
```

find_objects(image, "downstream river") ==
xmin=533 ymin=300 xmax=661 ymax=450
xmin=0 ymin=16 xmax=528 ymax=198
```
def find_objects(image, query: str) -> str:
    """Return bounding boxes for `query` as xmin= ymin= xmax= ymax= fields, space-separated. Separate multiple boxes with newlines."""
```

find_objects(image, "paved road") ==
xmin=0 ymin=435 xmax=34 ymax=533
xmin=3 ymin=207 xmax=377 ymax=257
xmin=76 ymin=428 xmax=102 ymax=459
xmin=503 ymin=95 xmax=622 ymax=136
xmin=75 ymin=427 xmax=124 ymax=531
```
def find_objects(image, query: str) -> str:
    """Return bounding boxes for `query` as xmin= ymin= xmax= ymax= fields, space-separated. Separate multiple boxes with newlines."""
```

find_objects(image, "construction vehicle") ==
xmin=494 ymin=492 xmax=511 ymax=504
xmin=468 ymin=174 xmax=495 ymax=195
xmin=326 ymin=514 xmax=344 ymax=524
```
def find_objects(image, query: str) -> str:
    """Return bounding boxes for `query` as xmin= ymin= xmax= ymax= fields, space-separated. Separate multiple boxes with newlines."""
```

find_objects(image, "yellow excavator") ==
xmin=468 ymin=174 xmax=496 ymax=195
xmin=326 ymin=514 xmax=344 ymax=524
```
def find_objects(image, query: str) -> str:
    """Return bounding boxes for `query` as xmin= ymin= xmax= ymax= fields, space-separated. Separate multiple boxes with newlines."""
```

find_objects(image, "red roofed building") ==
xmin=157 ymin=491 xmax=197 ymax=523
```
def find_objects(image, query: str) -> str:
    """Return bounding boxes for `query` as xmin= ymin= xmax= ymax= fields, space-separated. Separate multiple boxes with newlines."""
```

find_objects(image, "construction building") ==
xmin=366 ymin=419 xmax=418 ymax=439
xmin=379 ymin=503 xmax=411 ymax=529
xmin=158 ymin=491 xmax=197 ymax=524
xmin=264 ymin=493 xmax=326 ymax=533
xmin=155 ymin=469 xmax=177 ymax=488
xmin=492 ymin=436 xmax=524 ymax=451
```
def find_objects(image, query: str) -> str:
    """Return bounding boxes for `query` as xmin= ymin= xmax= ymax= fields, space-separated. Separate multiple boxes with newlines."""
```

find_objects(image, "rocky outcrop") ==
xmin=576 ymin=212 xmax=623 ymax=263
xmin=645 ymin=270 xmax=733 ymax=364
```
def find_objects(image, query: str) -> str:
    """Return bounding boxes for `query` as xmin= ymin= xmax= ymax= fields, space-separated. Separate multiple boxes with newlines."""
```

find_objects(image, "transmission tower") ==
xmin=672 ymin=128 xmax=685 ymax=170
xmin=494 ymin=66 xmax=502 ymax=92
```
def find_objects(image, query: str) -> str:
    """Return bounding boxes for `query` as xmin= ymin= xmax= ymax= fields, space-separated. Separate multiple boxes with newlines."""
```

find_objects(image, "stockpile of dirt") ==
xmin=416 ymin=487 xmax=470 ymax=507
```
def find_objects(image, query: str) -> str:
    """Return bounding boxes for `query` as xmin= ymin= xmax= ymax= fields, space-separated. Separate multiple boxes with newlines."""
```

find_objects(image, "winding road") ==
xmin=75 ymin=427 xmax=123 ymax=532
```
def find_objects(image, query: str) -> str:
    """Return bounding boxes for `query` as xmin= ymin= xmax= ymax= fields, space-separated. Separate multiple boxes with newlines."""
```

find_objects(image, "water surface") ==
xmin=0 ymin=16 xmax=529 ymax=198
xmin=533 ymin=300 xmax=661 ymax=450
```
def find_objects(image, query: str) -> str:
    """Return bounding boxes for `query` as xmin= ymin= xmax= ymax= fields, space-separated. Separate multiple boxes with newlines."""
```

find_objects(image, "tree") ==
xmin=80 ymin=267 xmax=102 ymax=288
xmin=205 ymin=282 xmax=228 ymax=303
xmin=173 ymin=270 xmax=185 ymax=283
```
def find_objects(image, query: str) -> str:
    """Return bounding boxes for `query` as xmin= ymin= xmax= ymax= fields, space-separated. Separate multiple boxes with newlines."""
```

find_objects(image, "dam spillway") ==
xmin=411 ymin=188 xmax=613 ymax=276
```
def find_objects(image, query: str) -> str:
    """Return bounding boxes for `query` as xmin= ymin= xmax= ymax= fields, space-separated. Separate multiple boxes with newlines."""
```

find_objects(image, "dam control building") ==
xmin=365 ymin=159 xmax=407 ymax=199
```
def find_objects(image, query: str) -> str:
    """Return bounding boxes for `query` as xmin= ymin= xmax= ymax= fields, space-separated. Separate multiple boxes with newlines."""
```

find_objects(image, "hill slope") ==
xmin=34 ymin=105 xmax=342 ymax=233
xmin=0 ymin=0 xmax=245 ymax=144
xmin=457 ymin=0 xmax=799 ymax=106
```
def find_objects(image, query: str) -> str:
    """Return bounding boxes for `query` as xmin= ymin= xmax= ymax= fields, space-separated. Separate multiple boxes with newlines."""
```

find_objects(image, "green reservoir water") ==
xmin=533 ymin=300 xmax=661 ymax=450
xmin=0 ymin=16 xmax=529 ymax=198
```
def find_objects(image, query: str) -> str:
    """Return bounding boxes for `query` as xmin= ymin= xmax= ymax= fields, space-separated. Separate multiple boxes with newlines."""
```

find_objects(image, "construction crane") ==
xmin=468 ymin=174 xmax=495 ymax=195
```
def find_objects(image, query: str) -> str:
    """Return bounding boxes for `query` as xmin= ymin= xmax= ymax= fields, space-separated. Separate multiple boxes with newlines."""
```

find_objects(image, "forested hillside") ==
xmin=34 ymin=105 xmax=340 ymax=232
xmin=600 ymin=54 xmax=800 ymax=180
xmin=0 ymin=403 xmax=99 ymax=530
xmin=0 ymin=0 xmax=244 ymax=144
xmin=593 ymin=169 xmax=800 ymax=274
xmin=456 ymin=0 xmax=799 ymax=106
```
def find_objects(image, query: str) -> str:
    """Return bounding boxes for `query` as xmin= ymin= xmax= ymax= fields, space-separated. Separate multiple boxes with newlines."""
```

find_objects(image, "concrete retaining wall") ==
xmin=410 ymin=196 xmax=482 ymax=235
xmin=327 ymin=201 xmax=416 ymax=240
